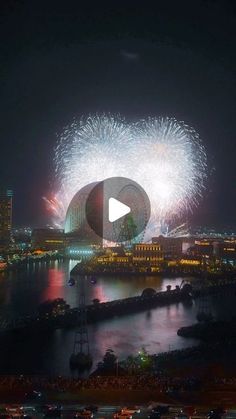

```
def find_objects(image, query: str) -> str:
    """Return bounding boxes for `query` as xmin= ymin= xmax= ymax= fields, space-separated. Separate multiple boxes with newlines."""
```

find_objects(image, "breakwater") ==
xmin=0 ymin=285 xmax=193 ymax=336
xmin=177 ymin=319 xmax=236 ymax=340
xmin=1 ymin=277 xmax=236 ymax=337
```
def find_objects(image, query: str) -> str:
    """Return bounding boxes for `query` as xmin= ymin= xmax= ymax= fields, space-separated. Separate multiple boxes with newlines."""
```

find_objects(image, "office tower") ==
xmin=0 ymin=189 xmax=13 ymax=251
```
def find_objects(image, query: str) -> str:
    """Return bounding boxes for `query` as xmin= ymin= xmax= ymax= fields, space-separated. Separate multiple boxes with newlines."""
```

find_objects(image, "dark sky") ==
xmin=0 ymin=0 xmax=236 ymax=228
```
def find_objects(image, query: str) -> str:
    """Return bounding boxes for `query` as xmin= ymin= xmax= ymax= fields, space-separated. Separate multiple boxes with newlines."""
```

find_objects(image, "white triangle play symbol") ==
xmin=108 ymin=197 xmax=131 ymax=222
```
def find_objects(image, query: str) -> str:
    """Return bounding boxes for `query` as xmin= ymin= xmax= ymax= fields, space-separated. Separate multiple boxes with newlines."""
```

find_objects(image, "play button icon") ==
xmin=108 ymin=198 xmax=130 ymax=222
xmin=85 ymin=176 xmax=151 ymax=243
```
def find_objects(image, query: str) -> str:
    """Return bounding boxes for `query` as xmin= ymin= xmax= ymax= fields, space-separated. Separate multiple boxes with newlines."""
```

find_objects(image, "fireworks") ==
xmin=43 ymin=195 xmax=66 ymax=228
xmin=133 ymin=117 xmax=207 ymax=235
xmin=48 ymin=114 xmax=207 ymax=237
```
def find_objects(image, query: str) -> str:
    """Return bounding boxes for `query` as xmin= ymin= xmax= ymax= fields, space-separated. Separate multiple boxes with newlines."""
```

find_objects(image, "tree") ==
xmin=102 ymin=349 xmax=117 ymax=370
xmin=137 ymin=347 xmax=152 ymax=370
xmin=125 ymin=355 xmax=137 ymax=375
xmin=38 ymin=298 xmax=70 ymax=317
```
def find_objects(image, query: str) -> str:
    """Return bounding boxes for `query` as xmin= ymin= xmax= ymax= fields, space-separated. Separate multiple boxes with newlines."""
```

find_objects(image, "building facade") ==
xmin=0 ymin=189 xmax=13 ymax=252
xmin=132 ymin=243 xmax=164 ymax=265
xmin=218 ymin=239 xmax=236 ymax=265
xmin=152 ymin=236 xmax=183 ymax=258
xmin=31 ymin=228 xmax=65 ymax=251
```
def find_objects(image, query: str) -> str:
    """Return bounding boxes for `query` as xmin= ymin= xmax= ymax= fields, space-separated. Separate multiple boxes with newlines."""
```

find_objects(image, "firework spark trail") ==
xmin=133 ymin=117 xmax=207 ymax=235
xmin=48 ymin=114 xmax=207 ymax=234
xmin=43 ymin=195 xmax=67 ymax=228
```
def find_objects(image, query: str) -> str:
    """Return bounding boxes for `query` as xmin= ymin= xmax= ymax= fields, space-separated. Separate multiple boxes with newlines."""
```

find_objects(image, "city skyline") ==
xmin=2 ymin=185 xmax=236 ymax=233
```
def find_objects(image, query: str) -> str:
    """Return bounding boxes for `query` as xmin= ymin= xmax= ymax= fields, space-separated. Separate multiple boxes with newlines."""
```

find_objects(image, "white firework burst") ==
xmin=132 ymin=117 xmax=207 ymax=235
xmin=48 ymin=114 xmax=207 ymax=236
xmin=54 ymin=114 xmax=133 ymax=213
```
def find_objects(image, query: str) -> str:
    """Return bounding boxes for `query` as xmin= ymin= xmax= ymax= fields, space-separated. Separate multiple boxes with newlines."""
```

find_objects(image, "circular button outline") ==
xmin=85 ymin=176 xmax=151 ymax=243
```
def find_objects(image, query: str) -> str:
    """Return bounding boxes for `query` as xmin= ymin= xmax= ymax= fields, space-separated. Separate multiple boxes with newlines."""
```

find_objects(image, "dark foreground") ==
xmin=0 ymin=374 xmax=236 ymax=407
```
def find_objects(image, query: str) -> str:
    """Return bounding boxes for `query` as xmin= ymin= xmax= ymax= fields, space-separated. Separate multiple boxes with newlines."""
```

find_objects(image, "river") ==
xmin=0 ymin=260 xmax=233 ymax=376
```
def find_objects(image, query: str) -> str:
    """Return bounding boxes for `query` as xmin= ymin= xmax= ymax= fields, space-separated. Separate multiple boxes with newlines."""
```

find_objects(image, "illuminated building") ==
xmin=31 ymin=228 xmax=65 ymax=251
xmin=97 ymin=246 xmax=130 ymax=265
xmin=132 ymin=243 xmax=163 ymax=265
xmin=182 ymin=238 xmax=195 ymax=254
xmin=12 ymin=227 xmax=32 ymax=251
xmin=152 ymin=236 xmax=182 ymax=258
xmin=179 ymin=258 xmax=201 ymax=266
xmin=64 ymin=232 xmax=96 ymax=259
xmin=187 ymin=239 xmax=225 ymax=265
xmin=0 ymin=189 xmax=13 ymax=252
xmin=193 ymin=239 xmax=217 ymax=257
xmin=219 ymin=239 xmax=236 ymax=265
xmin=166 ymin=257 xmax=201 ymax=275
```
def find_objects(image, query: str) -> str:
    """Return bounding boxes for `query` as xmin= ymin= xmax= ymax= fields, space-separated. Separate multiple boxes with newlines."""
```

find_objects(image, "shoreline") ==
xmin=177 ymin=318 xmax=236 ymax=340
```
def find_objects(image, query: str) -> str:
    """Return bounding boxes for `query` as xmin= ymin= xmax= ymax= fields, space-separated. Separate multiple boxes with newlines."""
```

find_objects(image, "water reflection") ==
xmin=0 ymin=260 xmax=187 ymax=316
xmin=42 ymin=268 xmax=65 ymax=301
xmin=0 ymin=260 xmax=231 ymax=376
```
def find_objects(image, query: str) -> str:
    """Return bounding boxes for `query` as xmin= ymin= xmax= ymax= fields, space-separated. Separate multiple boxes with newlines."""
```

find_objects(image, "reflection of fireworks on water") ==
xmin=46 ymin=114 xmax=207 ymax=236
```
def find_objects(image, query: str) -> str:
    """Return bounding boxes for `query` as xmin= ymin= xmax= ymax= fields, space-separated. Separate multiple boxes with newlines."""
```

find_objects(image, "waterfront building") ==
xmin=178 ymin=257 xmax=201 ymax=266
xmin=64 ymin=232 xmax=96 ymax=259
xmin=12 ymin=226 xmax=32 ymax=251
xmin=31 ymin=228 xmax=65 ymax=251
xmin=0 ymin=189 xmax=13 ymax=252
xmin=132 ymin=243 xmax=164 ymax=265
xmin=97 ymin=246 xmax=130 ymax=265
xmin=152 ymin=235 xmax=183 ymax=258
xmin=188 ymin=238 xmax=219 ymax=259
xmin=219 ymin=239 xmax=236 ymax=266
xmin=192 ymin=239 xmax=217 ymax=257
xmin=166 ymin=256 xmax=201 ymax=274
xmin=182 ymin=238 xmax=195 ymax=254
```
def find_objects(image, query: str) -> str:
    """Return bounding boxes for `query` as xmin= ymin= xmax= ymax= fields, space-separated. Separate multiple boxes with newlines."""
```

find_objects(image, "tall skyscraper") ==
xmin=0 ymin=189 xmax=13 ymax=252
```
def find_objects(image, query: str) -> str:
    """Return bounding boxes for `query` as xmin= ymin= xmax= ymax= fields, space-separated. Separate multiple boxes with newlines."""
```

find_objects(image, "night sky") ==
xmin=0 ymin=1 xmax=236 ymax=228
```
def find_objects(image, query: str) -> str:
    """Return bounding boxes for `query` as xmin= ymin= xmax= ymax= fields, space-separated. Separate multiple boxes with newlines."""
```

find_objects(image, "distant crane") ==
xmin=69 ymin=275 xmax=93 ymax=370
